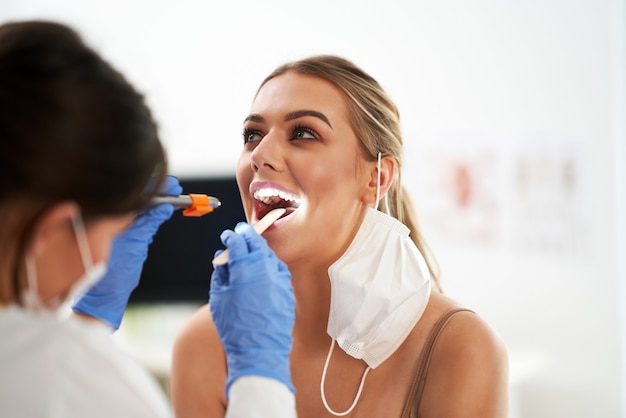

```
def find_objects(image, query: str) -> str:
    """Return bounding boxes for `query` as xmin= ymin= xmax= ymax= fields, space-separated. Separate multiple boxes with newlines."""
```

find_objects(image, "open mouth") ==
xmin=253 ymin=187 xmax=301 ymax=221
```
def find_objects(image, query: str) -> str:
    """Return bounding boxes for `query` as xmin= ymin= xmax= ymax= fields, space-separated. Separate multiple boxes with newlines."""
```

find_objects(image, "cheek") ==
xmin=312 ymin=159 xmax=352 ymax=181
xmin=236 ymin=155 xmax=251 ymax=186
xmin=87 ymin=218 xmax=133 ymax=265
xmin=236 ymin=154 xmax=255 ymax=219
xmin=88 ymin=232 xmax=116 ymax=265
xmin=303 ymin=153 xmax=360 ymax=199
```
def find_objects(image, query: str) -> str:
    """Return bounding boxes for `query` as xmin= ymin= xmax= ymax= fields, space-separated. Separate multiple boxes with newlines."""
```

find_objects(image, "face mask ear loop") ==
xmin=384 ymin=192 xmax=390 ymax=216
xmin=375 ymin=152 xmax=382 ymax=211
xmin=320 ymin=338 xmax=372 ymax=416
xmin=22 ymin=253 xmax=41 ymax=310
xmin=71 ymin=210 xmax=94 ymax=272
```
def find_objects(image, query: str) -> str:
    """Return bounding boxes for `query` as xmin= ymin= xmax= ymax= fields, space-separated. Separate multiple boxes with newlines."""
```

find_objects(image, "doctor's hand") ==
xmin=72 ymin=175 xmax=182 ymax=330
xmin=209 ymin=223 xmax=295 ymax=397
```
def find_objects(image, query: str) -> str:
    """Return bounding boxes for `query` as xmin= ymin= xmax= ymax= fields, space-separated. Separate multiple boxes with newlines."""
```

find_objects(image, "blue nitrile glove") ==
xmin=210 ymin=222 xmax=295 ymax=397
xmin=72 ymin=176 xmax=182 ymax=330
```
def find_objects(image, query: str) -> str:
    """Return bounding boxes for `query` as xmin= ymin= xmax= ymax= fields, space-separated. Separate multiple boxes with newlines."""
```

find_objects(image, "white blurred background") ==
xmin=2 ymin=1 xmax=625 ymax=417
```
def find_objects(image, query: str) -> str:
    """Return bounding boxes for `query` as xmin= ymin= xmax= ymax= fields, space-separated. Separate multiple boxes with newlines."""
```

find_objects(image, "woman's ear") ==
xmin=363 ymin=155 xmax=396 ymax=206
xmin=28 ymin=202 xmax=79 ymax=257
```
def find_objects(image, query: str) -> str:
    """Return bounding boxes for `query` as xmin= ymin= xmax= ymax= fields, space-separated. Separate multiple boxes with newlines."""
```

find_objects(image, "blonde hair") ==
xmin=260 ymin=55 xmax=442 ymax=291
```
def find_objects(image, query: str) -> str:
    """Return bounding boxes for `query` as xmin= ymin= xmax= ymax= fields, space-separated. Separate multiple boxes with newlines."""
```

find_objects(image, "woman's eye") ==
xmin=293 ymin=127 xmax=317 ymax=140
xmin=243 ymin=129 xmax=263 ymax=144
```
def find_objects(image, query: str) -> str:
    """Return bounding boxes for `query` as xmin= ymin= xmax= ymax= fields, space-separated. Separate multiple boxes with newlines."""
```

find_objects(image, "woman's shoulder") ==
xmin=173 ymin=304 xmax=215 ymax=344
xmin=170 ymin=303 xmax=227 ymax=417
xmin=425 ymin=291 xmax=507 ymax=360
xmin=417 ymin=291 xmax=509 ymax=417
xmin=171 ymin=303 xmax=224 ymax=366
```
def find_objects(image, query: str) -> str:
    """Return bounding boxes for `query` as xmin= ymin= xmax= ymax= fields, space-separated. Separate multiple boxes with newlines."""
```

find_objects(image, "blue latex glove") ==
xmin=210 ymin=222 xmax=295 ymax=397
xmin=72 ymin=176 xmax=183 ymax=330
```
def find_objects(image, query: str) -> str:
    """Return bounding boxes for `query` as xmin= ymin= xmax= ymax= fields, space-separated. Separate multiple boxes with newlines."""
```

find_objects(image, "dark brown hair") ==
xmin=0 ymin=21 xmax=168 ymax=302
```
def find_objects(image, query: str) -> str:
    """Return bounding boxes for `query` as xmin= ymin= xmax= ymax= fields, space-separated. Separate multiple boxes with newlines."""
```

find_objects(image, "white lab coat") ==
xmin=227 ymin=376 xmax=297 ymax=418
xmin=0 ymin=306 xmax=297 ymax=418
xmin=0 ymin=306 xmax=171 ymax=418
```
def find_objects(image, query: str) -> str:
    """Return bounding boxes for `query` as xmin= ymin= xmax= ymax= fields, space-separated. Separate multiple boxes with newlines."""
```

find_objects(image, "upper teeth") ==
xmin=253 ymin=188 xmax=301 ymax=205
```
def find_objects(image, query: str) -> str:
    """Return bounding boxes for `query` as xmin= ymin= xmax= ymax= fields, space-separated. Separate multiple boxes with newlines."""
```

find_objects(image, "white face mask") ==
xmin=327 ymin=207 xmax=431 ymax=367
xmin=22 ymin=211 xmax=107 ymax=315
xmin=321 ymin=207 xmax=431 ymax=415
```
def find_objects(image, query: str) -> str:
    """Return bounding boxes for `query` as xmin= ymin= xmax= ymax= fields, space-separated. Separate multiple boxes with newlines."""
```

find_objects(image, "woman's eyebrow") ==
xmin=243 ymin=114 xmax=264 ymax=124
xmin=243 ymin=110 xmax=333 ymax=129
xmin=285 ymin=110 xmax=332 ymax=129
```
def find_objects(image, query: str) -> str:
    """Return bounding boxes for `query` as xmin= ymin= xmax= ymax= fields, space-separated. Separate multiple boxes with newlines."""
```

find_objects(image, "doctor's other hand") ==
xmin=72 ymin=175 xmax=183 ymax=330
xmin=210 ymin=222 xmax=295 ymax=397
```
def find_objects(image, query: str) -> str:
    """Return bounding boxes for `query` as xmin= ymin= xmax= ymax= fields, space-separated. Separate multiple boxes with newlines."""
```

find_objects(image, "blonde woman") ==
xmin=171 ymin=55 xmax=509 ymax=418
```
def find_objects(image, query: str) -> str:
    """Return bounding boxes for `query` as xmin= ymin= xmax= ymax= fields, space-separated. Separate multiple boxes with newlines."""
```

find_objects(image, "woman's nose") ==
xmin=249 ymin=132 xmax=285 ymax=173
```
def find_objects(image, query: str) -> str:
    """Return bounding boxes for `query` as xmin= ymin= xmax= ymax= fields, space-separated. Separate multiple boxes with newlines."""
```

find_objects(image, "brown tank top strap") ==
xmin=400 ymin=308 xmax=475 ymax=418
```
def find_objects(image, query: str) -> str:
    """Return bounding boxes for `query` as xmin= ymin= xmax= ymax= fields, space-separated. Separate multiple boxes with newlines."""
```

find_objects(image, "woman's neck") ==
xmin=289 ymin=263 xmax=332 ymax=343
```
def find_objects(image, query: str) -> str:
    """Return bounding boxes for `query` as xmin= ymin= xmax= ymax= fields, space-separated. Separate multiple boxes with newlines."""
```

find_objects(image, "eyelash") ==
xmin=242 ymin=128 xmax=263 ymax=144
xmin=241 ymin=123 xmax=320 ymax=145
xmin=291 ymin=124 xmax=318 ymax=141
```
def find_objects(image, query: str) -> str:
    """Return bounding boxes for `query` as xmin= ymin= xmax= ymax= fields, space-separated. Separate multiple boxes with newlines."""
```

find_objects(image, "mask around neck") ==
xmin=326 ymin=207 xmax=431 ymax=369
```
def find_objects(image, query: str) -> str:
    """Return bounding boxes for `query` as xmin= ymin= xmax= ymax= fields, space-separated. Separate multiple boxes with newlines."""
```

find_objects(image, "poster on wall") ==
xmin=404 ymin=132 xmax=588 ymax=257
xmin=404 ymin=133 xmax=501 ymax=249
xmin=507 ymin=135 xmax=589 ymax=256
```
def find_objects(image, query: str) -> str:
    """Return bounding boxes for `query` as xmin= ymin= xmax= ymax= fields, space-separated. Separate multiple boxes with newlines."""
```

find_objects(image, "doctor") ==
xmin=0 ymin=20 xmax=297 ymax=418
xmin=0 ymin=19 xmax=174 ymax=418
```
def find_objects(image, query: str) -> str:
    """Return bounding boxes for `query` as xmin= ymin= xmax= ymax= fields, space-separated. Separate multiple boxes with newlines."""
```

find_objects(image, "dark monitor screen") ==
xmin=129 ymin=176 xmax=245 ymax=304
